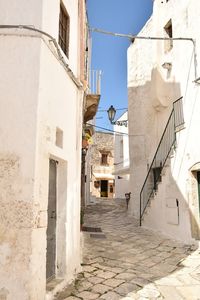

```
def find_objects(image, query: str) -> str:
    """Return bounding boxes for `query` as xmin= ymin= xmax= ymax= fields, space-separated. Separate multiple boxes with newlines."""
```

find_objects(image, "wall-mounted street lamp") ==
xmin=107 ymin=105 xmax=128 ymax=127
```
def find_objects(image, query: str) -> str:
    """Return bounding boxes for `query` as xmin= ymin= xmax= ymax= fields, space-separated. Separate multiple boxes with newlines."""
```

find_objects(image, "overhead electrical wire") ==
xmin=86 ymin=123 xmax=128 ymax=136
xmin=89 ymin=26 xmax=197 ymax=79
xmin=97 ymin=108 xmax=127 ymax=112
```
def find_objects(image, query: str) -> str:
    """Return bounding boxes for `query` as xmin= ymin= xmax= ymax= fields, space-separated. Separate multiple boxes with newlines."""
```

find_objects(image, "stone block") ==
xmin=91 ymin=283 xmax=112 ymax=294
xmin=76 ymin=291 xmax=100 ymax=299
xmin=100 ymin=291 xmax=122 ymax=300
xmin=103 ymin=278 xmax=125 ymax=288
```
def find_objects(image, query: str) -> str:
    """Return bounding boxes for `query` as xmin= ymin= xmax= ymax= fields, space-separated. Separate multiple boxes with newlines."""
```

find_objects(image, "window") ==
xmin=56 ymin=127 xmax=63 ymax=148
xmin=101 ymin=153 xmax=108 ymax=165
xmin=164 ymin=19 xmax=173 ymax=52
xmin=59 ymin=3 xmax=70 ymax=57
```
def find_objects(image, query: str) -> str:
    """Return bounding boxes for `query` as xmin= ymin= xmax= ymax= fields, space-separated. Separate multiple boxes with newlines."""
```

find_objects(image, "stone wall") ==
xmin=89 ymin=132 xmax=114 ymax=198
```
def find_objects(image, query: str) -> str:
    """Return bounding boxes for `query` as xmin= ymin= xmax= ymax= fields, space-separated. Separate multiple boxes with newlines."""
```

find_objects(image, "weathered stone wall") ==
xmin=89 ymin=132 xmax=114 ymax=198
xmin=92 ymin=132 xmax=114 ymax=169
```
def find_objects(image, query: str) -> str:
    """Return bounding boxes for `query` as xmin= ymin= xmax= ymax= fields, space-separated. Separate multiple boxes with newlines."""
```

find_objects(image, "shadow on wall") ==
xmin=150 ymin=67 xmax=181 ymax=111
xmin=142 ymin=156 xmax=200 ymax=243
xmin=128 ymin=67 xmax=181 ymax=217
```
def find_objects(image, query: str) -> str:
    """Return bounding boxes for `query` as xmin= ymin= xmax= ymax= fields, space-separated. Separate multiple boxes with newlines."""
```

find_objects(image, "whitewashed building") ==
xmin=0 ymin=1 xmax=89 ymax=299
xmin=113 ymin=112 xmax=130 ymax=199
xmin=128 ymin=0 xmax=200 ymax=244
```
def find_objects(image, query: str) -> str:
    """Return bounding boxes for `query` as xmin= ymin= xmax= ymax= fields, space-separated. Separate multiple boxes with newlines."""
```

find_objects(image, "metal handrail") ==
xmin=139 ymin=97 xmax=184 ymax=225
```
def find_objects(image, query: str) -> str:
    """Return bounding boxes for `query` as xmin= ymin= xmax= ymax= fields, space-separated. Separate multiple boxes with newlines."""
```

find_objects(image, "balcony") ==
xmin=84 ymin=70 xmax=101 ymax=123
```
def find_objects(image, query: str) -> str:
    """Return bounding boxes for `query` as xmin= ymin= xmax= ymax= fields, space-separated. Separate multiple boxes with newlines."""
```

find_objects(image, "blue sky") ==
xmin=86 ymin=0 xmax=153 ymax=130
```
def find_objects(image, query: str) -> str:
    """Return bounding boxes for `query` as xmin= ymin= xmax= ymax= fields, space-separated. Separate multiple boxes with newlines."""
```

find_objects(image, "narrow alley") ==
xmin=55 ymin=198 xmax=200 ymax=300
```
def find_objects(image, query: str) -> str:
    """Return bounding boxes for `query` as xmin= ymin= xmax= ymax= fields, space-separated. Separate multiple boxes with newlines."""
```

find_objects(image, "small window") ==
xmin=164 ymin=19 xmax=173 ymax=52
xmin=59 ymin=3 xmax=70 ymax=57
xmin=101 ymin=153 xmax=108 ymax=165
xmin=56 ymin=127 xmax=63 ymax=148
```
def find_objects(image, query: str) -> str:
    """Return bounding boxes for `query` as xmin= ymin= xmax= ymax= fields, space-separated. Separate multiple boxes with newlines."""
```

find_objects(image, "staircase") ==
xmin=140 ymin=97 xmax=184 ymax=226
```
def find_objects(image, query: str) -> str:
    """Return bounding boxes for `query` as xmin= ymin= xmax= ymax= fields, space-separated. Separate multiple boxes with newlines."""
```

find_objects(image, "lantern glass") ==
xmin=107 ymin=105 xmax=116 ymax=123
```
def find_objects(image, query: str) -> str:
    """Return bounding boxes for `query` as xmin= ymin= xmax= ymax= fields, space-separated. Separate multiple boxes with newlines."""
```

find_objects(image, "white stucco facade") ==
xmin=128 ymin=0 xmax=200 ymax=244
xmin=0 ymin=1 xmax=84 ymax=299
xmin=114 ymin=112 xmax=130 ymax=199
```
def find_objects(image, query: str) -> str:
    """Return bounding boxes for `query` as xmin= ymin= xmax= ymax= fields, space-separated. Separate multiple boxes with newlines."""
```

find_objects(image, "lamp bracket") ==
xmin=112 ymin=120 xmax=128 ymax=127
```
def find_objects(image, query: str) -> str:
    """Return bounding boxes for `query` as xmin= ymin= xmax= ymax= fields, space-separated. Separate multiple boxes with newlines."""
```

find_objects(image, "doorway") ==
xmin=46 ymin=159 xmax=57 ymax=281
xmin=100 ymin=180 xmax=108 ymax=197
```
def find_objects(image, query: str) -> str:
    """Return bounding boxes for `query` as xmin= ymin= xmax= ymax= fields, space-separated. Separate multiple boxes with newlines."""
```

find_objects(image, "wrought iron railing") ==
xmin=88 ymin=70 xmax=102 ymax=95
xmin=140 ymin=97 xmax=184 ymax=225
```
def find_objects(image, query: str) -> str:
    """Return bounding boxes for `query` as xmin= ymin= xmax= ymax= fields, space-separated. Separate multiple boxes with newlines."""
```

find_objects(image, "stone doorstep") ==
xmin=46 ymin=278 xmax=73 ymax=300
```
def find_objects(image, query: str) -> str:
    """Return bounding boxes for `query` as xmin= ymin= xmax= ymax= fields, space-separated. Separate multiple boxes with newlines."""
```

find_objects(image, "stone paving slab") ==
xmin=76 ymin=291 xmax=100 ymax=299
xmin=114 ymin=282 xmax=139 ymax=295
xmin=88 ymin=276 xmax=105 ymax=285
xmin=103 ymin=278 xmax=125 ymax=288
xmin=55 ymin=198 xmax=200 ymax=300
xmin=157 ymin=286 xmax=184 ymax=300
xmin=91 ymin=284 xmax=112 ymax=294
xmin=115 ymin=272 xmax=136 ymax=281
xmin=100 ymin=291 xmax=121 ymax=300
xmin=64 ymin=297 xmax=81 ymax=300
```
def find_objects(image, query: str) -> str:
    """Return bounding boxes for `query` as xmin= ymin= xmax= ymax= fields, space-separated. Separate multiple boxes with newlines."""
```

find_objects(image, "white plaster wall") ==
xmin=143 ymin=157 xmax=194 ymax=243
xmin=35 ymin=40 xmax=82 ymax=286
xmin=0 ymin=0 xmax=83 ymax=298
xmin=115 ymin=176 xmax=130 ymax=199
xmin=0 ymin=36 xmax=42 ymax=299
xmin=128 ymin=18 xmax=157 ymax=218
xmin=0 ymin=0 xmax=79 ymax=76
xmin=0 ymin=0 xmax=43 ymax=27
xmin=128 ymin=0 xmax=200 ymax=243
xmin=114 ymin=112 xmax=130 ymax=198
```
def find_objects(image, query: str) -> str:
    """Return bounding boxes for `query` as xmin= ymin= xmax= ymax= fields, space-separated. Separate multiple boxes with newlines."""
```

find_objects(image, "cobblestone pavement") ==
xmin=55 ymin=198 xmax=200 ymax=300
